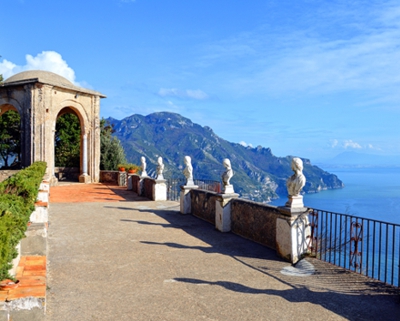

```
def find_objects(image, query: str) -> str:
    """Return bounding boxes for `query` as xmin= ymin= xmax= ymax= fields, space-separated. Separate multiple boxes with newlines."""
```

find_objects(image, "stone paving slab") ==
xmin=45 ymin=187 xmax=400 ymax=321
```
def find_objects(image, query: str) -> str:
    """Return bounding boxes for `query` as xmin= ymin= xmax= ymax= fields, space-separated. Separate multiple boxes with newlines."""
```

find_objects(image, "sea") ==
xmin=270 ymin=166 xmax=400 ymax=225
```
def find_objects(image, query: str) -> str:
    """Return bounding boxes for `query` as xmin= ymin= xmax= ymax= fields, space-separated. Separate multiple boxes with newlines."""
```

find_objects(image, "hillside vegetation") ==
xmin=108 ymin=112 xmax=343 ymax=202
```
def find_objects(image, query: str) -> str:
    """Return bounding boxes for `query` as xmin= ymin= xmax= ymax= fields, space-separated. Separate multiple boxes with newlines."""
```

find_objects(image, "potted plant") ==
xmin=117 ymin=164 xmax=126 ymax=172
xmin=126 ymin=164 xmax=141 ymax=174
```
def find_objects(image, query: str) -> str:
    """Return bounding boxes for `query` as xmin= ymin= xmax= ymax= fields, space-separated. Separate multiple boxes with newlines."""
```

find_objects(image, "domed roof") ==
xmin=4 ymin=70 xmax=74 ymax=87
xmin=3 ymin=70 xmax=106 ymax=98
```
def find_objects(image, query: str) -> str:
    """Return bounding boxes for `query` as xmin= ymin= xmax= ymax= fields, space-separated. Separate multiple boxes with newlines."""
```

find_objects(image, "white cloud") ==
xmin=330 ymin=139 xmax=339 ymax=148
xmin=239 ymin=141 xmax=253 ymax=148
xmin=343 ymin=140 xmax=362 ymax=149
xmin=198 ymin=2 xmax=400 ymax=101
xmin=0 ymin=51 xmax=78 ymax=85
xmin=158 ymin=88 xmax=209 ymax=100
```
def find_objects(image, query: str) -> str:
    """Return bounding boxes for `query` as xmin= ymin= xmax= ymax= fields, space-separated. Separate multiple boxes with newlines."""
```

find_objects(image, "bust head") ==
xmin=141 ymin=156 xmax=146 ymax=164
xmin=184 ymin=156 xmax=191 ymax=165
xmin=157 ymin=156 xmax=163 ymax=165
xmin=223 ymin=158 xmax=231 ymax=169
xmin=291 ymin=157 xmax=303 ymax=172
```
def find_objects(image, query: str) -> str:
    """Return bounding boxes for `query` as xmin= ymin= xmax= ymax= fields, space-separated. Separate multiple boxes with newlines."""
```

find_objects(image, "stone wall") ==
xmin=0 ymin=170 xmax=20 ymax=183
xmin=231 ymin=199 xmax=285 ymax=250
xmin=190 ymin=189 xmax=219 ymax=224
xmin=143 ymin=178 xmax=155 ymax=200
xmin=131 ymin=175 xmax=141 ymax=194
xmin=100 ymin=170 xmax=118 ymax=184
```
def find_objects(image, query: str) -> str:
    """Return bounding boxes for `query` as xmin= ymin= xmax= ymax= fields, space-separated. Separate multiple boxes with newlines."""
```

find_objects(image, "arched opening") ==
xmin=0 ymin=105 xmax=21 ymax=169
xmin=54 ymin=108 xmax=82 ymax=182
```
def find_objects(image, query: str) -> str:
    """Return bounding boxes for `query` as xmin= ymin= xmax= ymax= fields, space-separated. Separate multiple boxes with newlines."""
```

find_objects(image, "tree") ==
xmin=55 ymin=113 xmax=81 ymax=167
xmin=0 ymin=110 xmax=21 ymax=168
xmin=100 ymin=118 xmax=126 ymax=170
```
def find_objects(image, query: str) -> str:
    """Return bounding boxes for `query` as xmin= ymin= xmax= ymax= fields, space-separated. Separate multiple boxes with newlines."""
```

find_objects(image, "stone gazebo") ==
xmin=0 ymin=70 xmax=106 ymax=185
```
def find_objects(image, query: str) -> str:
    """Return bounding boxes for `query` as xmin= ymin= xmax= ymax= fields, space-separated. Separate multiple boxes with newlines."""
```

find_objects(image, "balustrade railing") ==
xmin=308 ymin=209 xmax=400 ymax=287
xmin=166 ymin=178 xmax=221 ymax=201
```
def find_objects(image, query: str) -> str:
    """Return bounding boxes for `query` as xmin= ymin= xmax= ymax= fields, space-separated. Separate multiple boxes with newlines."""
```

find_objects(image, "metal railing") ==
xmin=166 ymin=178 xmax=221 ymax=201
xmin=308 ymin=209 xmax=400 ymax=287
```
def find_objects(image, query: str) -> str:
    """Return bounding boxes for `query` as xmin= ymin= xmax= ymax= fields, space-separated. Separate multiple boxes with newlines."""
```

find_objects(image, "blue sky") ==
xmin=1 ymin=0 xmax=400 ymax=161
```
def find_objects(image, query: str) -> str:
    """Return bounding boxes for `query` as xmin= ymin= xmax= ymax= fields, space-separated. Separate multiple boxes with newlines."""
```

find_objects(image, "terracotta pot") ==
xmin=0 ymin=279 xmax=19 ymax=289
xmin=128 ymin=169 xmax=137 ymax=173
xmin=119 ymin=167 xmax=125 ymax=172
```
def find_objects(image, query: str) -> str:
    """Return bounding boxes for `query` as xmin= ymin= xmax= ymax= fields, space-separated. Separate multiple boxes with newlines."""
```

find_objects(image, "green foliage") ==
xmin=0 ymin=74 xmax=3 ymax=84
xmin=0 ymin=110 xmax=21 ymax=168
xmin=100 ymin=119 xmax=127 ymax=170
xmin=108 ymin=112 xmax=344 ymax=201
xmin=55 ymin=113 xmax=81 ymax=167
xmin=0 ymin=161 xmax=46 ymax=280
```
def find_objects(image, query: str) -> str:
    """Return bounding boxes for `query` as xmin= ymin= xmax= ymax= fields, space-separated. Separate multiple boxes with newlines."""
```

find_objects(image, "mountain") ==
xmin=318 ymin=151 xmax=399 ymax=168
xmin=107 ymin=112 xmax=344 ymax=202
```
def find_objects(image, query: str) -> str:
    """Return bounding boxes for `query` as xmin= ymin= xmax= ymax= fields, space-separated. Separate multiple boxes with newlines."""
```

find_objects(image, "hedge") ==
xmin=0 ymin=161 xmax=47 ymax=280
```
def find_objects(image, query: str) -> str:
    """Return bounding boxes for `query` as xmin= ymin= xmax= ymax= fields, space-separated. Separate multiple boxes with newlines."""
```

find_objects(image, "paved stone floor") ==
xmin=0 ymin=256 xmax=46 ymax=302
xmin=45 ymin=183 xmax=400 ymax=321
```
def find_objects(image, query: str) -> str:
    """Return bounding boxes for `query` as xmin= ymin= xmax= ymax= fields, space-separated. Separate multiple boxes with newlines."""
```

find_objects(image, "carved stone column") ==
xmin=79 ymin=132 xmax=91 ymax=183
xmin=276 ymin=207 xmax=311 ymax=264
xmin=180 ymin=185 xmax=198 ymax=214
xmin=215 ymin=193 xmax=239 ymax=232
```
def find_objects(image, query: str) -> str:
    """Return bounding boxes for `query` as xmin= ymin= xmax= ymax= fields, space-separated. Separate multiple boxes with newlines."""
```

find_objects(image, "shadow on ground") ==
xmin=105 ymin=203 xmax=400 ymax=321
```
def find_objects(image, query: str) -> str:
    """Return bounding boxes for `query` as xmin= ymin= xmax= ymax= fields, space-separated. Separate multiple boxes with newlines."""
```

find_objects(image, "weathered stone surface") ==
xmin=190 ymin=189 xmax=218 ymax=224
xmin=0 ymin=70 xmax=105 ymax=184
xmin=231 ymin=199 xmax=284 ymax=250
xmin=142 ymin=177 xmax=155 ymax=200
xmin=180 ymin=185 xmax=198 ymax=214
xmin=21 ymin=223 xmax=47 ymax=256
xmin=100 ymin=170 xmax=118 ymax=184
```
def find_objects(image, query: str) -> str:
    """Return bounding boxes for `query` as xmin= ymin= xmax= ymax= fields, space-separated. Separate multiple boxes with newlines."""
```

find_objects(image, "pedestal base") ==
xmin=180 ymin=185 xmax=198 ymax=214
xmin=285 ymin=195 xmax=304 ymax=208
xmin=79 ymin=174 xmax=91 ymax=184
xmin=222 ymin=184 xmax=235 ymax=194
xmin=215 ymin=193 xmax=239 ymax=232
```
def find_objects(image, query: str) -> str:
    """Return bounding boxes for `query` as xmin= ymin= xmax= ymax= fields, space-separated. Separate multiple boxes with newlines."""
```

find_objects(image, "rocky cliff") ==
xmin=107 ymin=112 xmax=344 ymax=202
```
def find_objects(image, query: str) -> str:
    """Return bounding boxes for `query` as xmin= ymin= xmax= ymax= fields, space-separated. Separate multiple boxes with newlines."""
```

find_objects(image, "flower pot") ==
xmin=0 ymin=279 xmax=19 ymax=289
xmin=119 ymin=167 xmax=125 ymax=172
xmin=128 ymin=169 xmax=137 ymax=174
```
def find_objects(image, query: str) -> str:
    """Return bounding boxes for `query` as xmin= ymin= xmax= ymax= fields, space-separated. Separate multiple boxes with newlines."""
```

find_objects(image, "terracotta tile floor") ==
xmin=50 ymin=183 xmax=140 ymax=203
xmin=0 ymin=256 xmax=46 ymax=301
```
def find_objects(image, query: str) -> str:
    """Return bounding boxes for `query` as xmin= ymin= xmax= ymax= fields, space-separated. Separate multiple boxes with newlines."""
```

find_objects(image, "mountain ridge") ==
xmin=107 ymin=112 xmax=344 ymax=202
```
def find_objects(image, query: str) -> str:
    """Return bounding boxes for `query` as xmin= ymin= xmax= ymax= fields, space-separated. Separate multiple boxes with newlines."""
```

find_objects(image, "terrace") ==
xmin=2 ymin=181 xmax=398 ymax=320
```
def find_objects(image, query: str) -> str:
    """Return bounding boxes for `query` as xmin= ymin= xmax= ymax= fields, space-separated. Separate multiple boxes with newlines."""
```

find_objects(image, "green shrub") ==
xmin=0 ymin=161 xmax=46 ymax=280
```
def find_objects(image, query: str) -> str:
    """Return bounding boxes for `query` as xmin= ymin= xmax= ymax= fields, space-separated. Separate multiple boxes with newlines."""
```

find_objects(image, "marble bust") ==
xmin=286 ymin=157 xmax=306 ymax=196
xmin=183 ymin=156 xmax=194 ymax=186
xmin=156 ymin=156 xmax=164 ymax=180
xmin=285 ymin=157 xmax=306 ymax=208
xmin=140 ymin=156 xmax=148 ymax=177
xmin=221 ymin=158 xmax=234 ymax=193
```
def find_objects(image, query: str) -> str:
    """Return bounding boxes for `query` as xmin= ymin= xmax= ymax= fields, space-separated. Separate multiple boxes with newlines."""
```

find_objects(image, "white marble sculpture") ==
xmin=183 ymin=156 xmax=194 ymax=186
xmin=221 ymin=158 xmax=234 ymax=193
xmin=286 ymin=157 xmax=306 ymax=208
xmin=156 ymin=156 xmax=164 ymax=180
xmin=141 ymin=156 xmax=148 ymax=177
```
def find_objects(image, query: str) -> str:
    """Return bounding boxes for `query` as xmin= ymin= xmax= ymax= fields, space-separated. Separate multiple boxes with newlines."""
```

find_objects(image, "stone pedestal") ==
xmin=79 ymin=173 xmax=91 ymax=183
xmin=222 ymin=184 xmax=235 ymax=194
xmin=118 ymin=171 xmax=127 ymax=186
xmin=180 ymin=185 xmax=198 ymax=215
xmin=127 ymin=173 xmax=134 ymax=190
xmin=137 ymin=178 xmax=143 ymax=195
xmin=153 ymin=179 xmax=167 ymax=201
xmin=285 ymin=195 xmax=304 ymax=208
xmin=276 ymin=207 xmax=311 ymax=264
xmin=215 ymin=193 xmax=239 ymax=232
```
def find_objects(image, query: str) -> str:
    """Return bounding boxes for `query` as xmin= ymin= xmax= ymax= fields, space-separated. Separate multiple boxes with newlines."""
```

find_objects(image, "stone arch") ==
xmin=0 ymin=70 xmax=106 ymax=184
xmin=0 ymin=100 xmax=23 ymax=168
